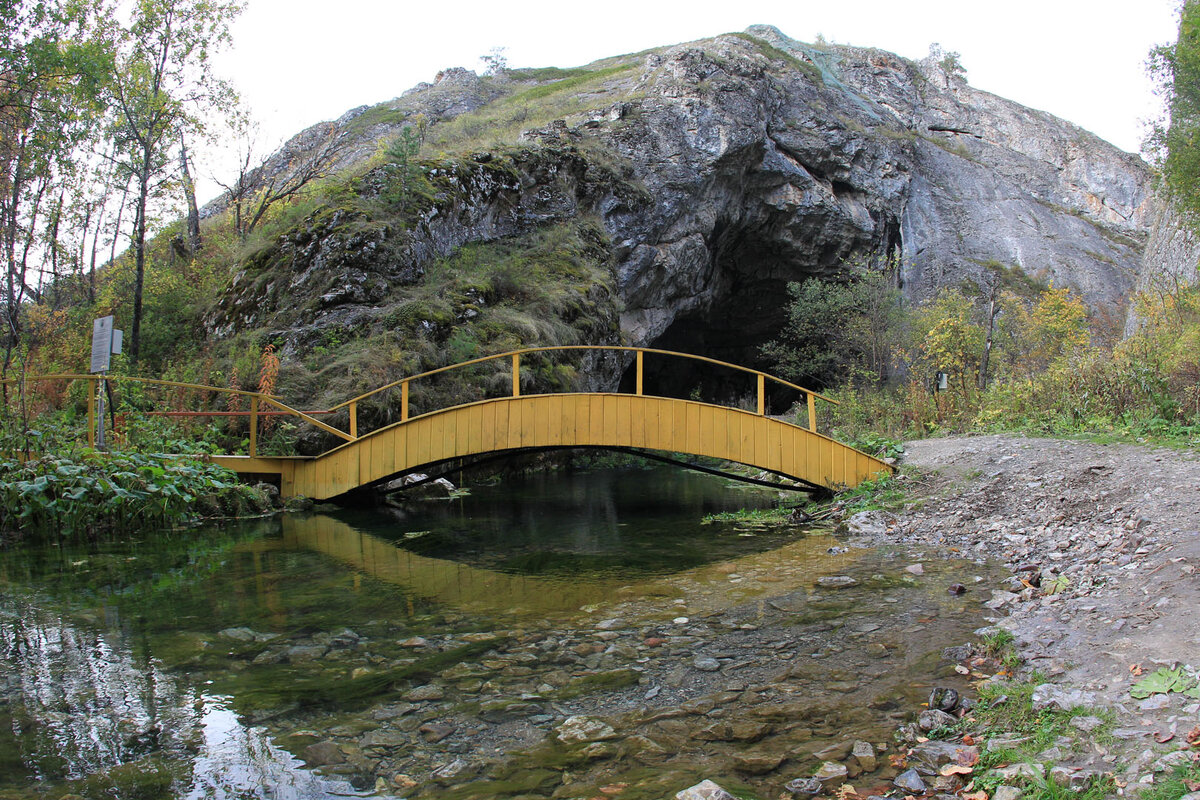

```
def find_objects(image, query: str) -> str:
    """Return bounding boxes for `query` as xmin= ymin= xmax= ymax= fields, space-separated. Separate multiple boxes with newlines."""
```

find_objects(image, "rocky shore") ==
xmin=831 ymin=434 xmax=1200 ymax=799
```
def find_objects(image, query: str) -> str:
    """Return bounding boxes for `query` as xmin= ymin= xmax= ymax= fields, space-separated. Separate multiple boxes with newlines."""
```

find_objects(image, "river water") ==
xmin=0 ymin=467 xmax=1001 ymax=799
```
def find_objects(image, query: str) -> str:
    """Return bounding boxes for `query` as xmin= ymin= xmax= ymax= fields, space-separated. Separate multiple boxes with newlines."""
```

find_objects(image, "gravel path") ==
xmin=843 ymin=434 xmax=1200 ymax=790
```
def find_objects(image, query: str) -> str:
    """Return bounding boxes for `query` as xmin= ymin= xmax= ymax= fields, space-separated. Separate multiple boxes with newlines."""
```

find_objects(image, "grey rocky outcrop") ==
xmin=208 ymin=25 xmax=1156 ymax=373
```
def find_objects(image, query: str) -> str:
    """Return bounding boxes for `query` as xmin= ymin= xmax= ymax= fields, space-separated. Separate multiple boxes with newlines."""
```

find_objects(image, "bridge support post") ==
xmin=349 ymin=401 xmax=358 ymax=438
xmin=636 ymin=351 xmax=643 ymax=395
xmin=757 ymin=374 xmax=765 ymax=415
xmin=512 ymin=353 xmax=520 ymax=397
xmin=249 ymin=396 xmax=258 ymax=457
xmin=401 ymin=380 xmax=409 ymax=421
xmin=807 ymin=392 xmax=816 ymax=432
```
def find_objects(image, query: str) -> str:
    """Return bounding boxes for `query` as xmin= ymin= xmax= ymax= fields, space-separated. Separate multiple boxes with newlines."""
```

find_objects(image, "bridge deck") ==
xmin=212 ymin=393 xmax=890 ymax=500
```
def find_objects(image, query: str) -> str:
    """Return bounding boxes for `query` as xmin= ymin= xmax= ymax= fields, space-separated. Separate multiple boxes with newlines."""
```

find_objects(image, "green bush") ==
xmin=0 ymin=449 xmax=251 ymax=541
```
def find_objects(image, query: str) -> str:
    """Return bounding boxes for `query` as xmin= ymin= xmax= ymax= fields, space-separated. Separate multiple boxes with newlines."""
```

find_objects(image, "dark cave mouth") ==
xmin=619 ymin=275 xmax=805 ymax=414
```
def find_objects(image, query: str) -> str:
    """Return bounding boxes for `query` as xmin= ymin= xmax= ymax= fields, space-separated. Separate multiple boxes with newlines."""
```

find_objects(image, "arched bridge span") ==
xmin=10 ymin=347 xmax=892 ymax=499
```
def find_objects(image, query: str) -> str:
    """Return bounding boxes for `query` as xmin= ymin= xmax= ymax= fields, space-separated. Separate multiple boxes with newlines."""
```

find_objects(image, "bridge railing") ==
xmin=0 ymin=373 xmax=350 ymax=458
xmin=326 ymin=346 xmax=835 ymax=438
xmin=3 ymin=347 xmax=834 ymax=458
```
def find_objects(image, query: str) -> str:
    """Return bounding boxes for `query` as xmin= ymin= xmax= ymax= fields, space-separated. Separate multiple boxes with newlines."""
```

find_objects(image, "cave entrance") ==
xmin=618 ymin=269 xmax=805 ymax=416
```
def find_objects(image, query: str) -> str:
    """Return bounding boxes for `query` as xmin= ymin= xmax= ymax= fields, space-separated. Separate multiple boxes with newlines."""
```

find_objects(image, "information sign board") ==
xmin=91 ymin=316 xmax=114 ymax=373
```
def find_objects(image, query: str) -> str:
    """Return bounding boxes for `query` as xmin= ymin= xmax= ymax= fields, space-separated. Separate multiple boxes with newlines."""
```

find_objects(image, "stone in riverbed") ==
xmin=693 ymin=656 xmax=722 ymax=672
xmin=813 ymin=741 xmax=852 ymax=761
xmin=814 ymin=761 xmax=848 ymax=788
xmin=556 ymin=715 xmax=618 ymax=744
xmin=784 ymin=777 xmax=823 ymax=797
xmin=993 ymin=787 xmax=1022 ymax=800
xmin=852 ymin=740 xmax=877 ymax=772
xmin=284 ymin=644 xmax=328 ymax=662
xmin=398 ymin=636 xmax=429 ymax=648
xmin=675 ymin=779 xmax=736 ymax=800
xmin=430 ymin=759 xmax=469 ymax=781
xmin=302 ymin=740 xmax=345 ymax=766
xmin=893 ymin=768 xmax=926 ymax=793
xmin=817 ymin=576 xmax=857 ymax=588
xmin=405 ymin=684 xmax=445 ymax=702
xmin=733 ymin=752 xmax=785 ymax=773
xmin=419 ymin=722 xmax=456 ymax=742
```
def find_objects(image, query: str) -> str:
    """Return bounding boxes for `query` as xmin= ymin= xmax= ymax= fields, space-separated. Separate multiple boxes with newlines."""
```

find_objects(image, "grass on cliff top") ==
xmin=421 ymin=62 xmax=642 ymax=155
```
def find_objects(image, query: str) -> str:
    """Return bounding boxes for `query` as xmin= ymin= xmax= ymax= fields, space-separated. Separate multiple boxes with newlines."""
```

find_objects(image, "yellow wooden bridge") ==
xmin=8 ymin=346 xmax=891 ymax=499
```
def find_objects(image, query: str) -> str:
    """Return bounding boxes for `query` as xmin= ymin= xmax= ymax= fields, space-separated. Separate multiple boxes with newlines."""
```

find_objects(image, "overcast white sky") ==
xmin=208 ymin=0 xmax=1180 ymax=198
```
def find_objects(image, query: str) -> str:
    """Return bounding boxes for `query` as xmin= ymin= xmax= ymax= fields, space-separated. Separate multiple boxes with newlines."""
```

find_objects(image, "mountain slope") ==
xmin=202 ymin=25 xmax=1153 ymax=410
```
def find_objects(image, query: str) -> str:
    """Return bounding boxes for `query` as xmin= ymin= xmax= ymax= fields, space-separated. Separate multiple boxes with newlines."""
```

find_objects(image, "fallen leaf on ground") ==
xmin=1130 ymin=663 xmax=1144 ymax=676
xmin=1155 ymin=732 xmax=1175 ymax=744
xmin=888 ymin=754 xmax=907 ymax=768
xmin=955 ymin=665 xmax=970 ymax=674
xmin=915 ymin=736 xmax=929 ymax=743
xmin=963 ymin=792 xmax=988 ymax=800
xmin=835 ymin=785 xmax=860 ymax=800
xmin=941 ymin=764 xmax=974 ymax=776
xmin=1185 ymin=779 xmax=1200 ymax=791
xmin=962 ymin=734 xmax=976 ymax=746
xmin=1186 ymin=726 xmax=1200 ymax=746
xmin=955 ymin=748 xmax=981 ymax=767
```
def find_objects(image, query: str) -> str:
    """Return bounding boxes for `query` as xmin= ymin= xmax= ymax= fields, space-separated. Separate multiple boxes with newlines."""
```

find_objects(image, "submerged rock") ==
xmin=556 ymin=715 xmax=618 ymax=744
xmin=676 ymin=779 xmax=737 ymax=800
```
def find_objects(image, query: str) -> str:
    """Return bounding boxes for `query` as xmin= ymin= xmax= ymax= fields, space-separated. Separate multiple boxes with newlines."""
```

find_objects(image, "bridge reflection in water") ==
xmin=272 ymin=514 xmax=859 ymax=618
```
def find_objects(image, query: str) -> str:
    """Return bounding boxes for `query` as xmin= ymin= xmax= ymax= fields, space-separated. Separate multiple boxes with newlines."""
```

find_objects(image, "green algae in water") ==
xmin=226 ymin=637 xmax=511 ymax=712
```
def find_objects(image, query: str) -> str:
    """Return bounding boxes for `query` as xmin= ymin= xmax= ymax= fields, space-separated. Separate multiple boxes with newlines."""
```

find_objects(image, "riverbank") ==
xmin=0 ymin=449 xmax=281 ymax=541
xmin=840 ymin=434 xmax=1200 ymax=798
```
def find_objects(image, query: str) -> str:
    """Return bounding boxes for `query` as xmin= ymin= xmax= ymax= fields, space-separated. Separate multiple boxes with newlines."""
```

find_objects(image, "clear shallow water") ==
xmin=0 ymin=467 xmax=782 ymax=797
xmin=0 ymin=467 xmax=1000 ymax=799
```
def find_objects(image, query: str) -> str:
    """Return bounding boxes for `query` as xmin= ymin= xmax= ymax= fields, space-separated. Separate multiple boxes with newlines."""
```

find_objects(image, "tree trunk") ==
xmin=179 ymin=138 xmax=201 ymax=254
xmin=130 ymin=165 xmax=150 ymax=365
xmin=978 ymin=293 xmax=1000 ymax=391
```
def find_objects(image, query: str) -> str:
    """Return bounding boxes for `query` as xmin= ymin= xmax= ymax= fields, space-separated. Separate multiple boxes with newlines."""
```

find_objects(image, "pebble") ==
xmin=693 ymin=657 xmax=722 ymax=672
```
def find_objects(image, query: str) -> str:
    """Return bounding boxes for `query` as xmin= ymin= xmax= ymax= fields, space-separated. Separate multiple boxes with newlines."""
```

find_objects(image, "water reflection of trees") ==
xmin=0 ymin=596 xmax=359 ymax=799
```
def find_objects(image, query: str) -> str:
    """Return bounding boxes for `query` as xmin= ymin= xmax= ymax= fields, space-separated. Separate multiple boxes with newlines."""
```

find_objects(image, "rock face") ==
xmin=208 ymin=25 xmax=1154 ymax=392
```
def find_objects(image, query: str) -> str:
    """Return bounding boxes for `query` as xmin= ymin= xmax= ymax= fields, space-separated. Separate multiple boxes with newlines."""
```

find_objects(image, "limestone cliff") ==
xmin=206 ymin=26 xmax=1154 ymax=401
